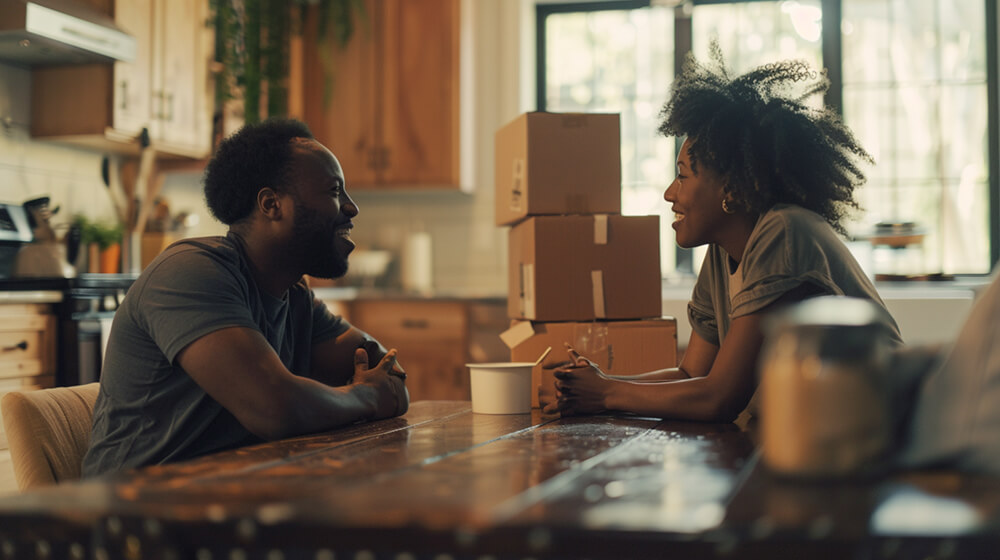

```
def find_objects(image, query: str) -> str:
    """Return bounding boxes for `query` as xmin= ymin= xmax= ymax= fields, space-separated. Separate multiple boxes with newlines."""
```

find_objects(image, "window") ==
xmin=538 ymin=0 xmax=998 ymax=277
xmin=539 ymin=2 xmax=678 ymax=274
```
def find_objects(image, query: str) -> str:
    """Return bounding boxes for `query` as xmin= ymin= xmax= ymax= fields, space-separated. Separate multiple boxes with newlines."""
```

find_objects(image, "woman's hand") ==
xmin=549 ymin=345 xmax=613 ymax=416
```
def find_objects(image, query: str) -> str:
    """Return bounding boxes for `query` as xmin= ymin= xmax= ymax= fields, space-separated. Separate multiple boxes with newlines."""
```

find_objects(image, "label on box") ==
xmin=510 ymin=159 xmax=525 ymax=211
xmin=520 ymin=263 xmax=536 ymax=319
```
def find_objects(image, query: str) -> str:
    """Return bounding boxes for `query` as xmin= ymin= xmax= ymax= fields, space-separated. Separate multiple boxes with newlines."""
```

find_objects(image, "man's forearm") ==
xmin=269 ymin=377 xmax=380 ymax=438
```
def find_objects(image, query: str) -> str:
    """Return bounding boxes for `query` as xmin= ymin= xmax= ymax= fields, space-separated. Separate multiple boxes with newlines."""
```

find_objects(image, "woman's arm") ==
xmin=554 ymin=319 xmax=761 ymax=422
xmin=555 ymin=286 xmax=822 ymax=422
xmin=539 ymin=325 xmax=721 ymax=414
xmin=602 ymin=331 xmax=720 ymax=382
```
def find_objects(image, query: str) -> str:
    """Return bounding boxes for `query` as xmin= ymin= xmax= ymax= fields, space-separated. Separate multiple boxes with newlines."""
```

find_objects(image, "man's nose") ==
xmin=342 ymin=192 xmax=360 ymax=217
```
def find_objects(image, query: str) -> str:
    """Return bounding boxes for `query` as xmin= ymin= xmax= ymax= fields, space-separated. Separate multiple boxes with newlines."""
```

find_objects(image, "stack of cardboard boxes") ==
xmin=493 ymin=112 xmax=678 ymax=407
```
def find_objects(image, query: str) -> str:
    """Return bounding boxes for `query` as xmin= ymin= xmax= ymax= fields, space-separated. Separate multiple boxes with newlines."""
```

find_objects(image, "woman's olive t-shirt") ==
xmin=688 ymin=204 xmax=902 ymax=347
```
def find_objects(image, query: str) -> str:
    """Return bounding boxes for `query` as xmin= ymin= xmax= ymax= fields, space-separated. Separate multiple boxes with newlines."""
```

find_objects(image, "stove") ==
xmin=0 ymin=273 xmax=139 ymax=386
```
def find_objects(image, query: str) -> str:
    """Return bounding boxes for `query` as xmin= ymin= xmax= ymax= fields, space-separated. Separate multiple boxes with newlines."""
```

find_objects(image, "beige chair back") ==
xmin=1 ymin=383 xmax=100 ymax=491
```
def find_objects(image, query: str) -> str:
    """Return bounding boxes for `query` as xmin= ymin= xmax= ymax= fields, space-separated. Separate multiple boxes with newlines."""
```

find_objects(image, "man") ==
xmin=83 ymin=119 xmax=408 ymax=477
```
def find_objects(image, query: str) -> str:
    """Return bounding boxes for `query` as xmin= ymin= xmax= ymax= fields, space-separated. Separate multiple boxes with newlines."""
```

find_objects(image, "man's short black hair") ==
xmin=659 ymin=44 xmax=873 ymax=235
xmin=203 ymin=118 xmax=314 ymax=225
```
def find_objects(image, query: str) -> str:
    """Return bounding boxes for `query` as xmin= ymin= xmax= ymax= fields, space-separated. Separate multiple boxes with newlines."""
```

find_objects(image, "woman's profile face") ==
xmin=663 ymin=138 xmax=729 ymax=248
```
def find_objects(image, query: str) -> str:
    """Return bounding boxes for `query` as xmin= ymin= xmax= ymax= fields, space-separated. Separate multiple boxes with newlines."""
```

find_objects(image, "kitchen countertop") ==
xmin=311 ymin=286 xmax=507 ymax=303
xmin=0 ymin=290 xmax=62 ymax=303
xmin=0 ymin=273 xmax=139 ymax=292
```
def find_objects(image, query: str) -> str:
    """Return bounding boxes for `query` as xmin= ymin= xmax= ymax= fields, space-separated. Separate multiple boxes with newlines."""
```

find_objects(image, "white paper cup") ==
xmin=467 ymin=362 xmax=534 ymax=414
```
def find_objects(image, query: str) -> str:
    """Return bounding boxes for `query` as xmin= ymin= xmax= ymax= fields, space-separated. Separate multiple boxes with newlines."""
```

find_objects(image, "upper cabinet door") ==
xmin=153 ymin=0 xmax=211 ymax=154
xmin=303 ymin=0 xmax=379 ymax=187
xmin=301 ymin=0 xmax=462 ymax=189
xmin=112 ymin=0 xmax=153 ymax=137
xmin=378 ymin=0 xmax=460 ymax=186
xmin=30 ymin=0 xmax=214 ymax=159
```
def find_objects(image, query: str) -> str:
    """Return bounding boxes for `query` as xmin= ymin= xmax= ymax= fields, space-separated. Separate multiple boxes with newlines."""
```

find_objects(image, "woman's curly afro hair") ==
xmin=203 ymin=118 xmax=314 ymax=225
xmin=658 ymin=43 xmax=873 ymax=235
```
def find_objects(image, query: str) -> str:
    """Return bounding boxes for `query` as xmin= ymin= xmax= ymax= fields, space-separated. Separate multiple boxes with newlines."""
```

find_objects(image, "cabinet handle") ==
xmin=401 ymin=319 xmax=429 ymax=329
xmin=119 ymin=80 xmax=128 ymax=110
xmin=153 ymin=91 xmax=162 ymax=119
xmin=154 ymin=91 xmax=168 ymax=120
xmin=2 ymin=341 xmax=28 ymax=352
xmin=165 ymin=92 xmax=174 ymax=122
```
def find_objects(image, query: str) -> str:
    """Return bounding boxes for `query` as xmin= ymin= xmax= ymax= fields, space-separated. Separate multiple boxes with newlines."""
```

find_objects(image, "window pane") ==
xmin=843 ymin=0 xmax=989 ymax=274
xmin=693 ymin=1 xmax=823 ymax=76
xmin=545 ymin=6 xmax=676 ymax=275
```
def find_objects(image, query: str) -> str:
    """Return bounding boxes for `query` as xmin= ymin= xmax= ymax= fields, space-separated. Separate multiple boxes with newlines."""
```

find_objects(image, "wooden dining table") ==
xmin=0 ymin=400 xmax=998 ymax=559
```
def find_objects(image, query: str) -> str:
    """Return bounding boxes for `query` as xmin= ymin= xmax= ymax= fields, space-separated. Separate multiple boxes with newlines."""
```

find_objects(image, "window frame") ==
xmin=536 ymin=0 xmax=1000 ymax=275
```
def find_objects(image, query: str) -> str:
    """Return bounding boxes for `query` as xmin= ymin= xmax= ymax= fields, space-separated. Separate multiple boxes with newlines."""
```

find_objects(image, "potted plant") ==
xmin=211 ymin=0 xmax=367 ymax=124
xmin=75 ymin=216 xmax=123 ymax=274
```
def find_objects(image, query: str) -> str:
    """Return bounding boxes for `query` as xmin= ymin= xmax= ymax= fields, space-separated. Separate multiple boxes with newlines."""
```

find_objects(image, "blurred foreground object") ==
xmin=900 ymin=271 xmax=1000 ymax=473
xmin=760 ymin=296 xmax=896 ymax=478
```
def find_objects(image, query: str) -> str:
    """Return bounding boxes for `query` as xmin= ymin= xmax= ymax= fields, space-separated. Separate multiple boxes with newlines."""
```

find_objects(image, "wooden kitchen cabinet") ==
xmin=0 ymin=303 xmax=57 ymax=450
xmin=31 ymin=0 xmax=214 ymax=159
xmin=318 ymin=298 xmax=509 ymax=402
xmin=301 ymin=0 xmax=462 ymax=189
xmin=348 ymin=300 xmax=469 ymax=402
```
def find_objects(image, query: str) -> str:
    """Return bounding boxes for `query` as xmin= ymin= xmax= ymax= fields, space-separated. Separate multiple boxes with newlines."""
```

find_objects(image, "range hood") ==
xmin=0 ymin=0 xmax=135 ymax=67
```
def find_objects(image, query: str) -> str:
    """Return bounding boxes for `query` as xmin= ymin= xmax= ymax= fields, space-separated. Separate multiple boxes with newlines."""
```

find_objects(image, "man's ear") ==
xmin=256 ymin=187 xmax=283 ymax=221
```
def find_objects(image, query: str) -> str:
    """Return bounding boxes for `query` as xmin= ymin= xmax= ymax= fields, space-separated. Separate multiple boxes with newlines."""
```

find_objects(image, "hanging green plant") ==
xmin=210 ymin=0 xmax=367 ymax=124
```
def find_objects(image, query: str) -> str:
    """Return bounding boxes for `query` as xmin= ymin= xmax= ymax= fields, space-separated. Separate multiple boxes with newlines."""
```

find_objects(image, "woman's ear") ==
xmin=722 ymin=191 xmax=739 ymax=215
xmin=256 ymin=187 xmax=283 ymax=220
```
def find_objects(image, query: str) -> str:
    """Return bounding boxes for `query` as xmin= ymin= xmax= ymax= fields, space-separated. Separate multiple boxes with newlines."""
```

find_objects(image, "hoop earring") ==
xmin=722 ymin=199 xmax=736 ymax=214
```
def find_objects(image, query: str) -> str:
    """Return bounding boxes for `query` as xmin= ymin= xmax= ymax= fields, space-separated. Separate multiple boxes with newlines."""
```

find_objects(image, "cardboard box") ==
xmin=501 ymin=318 xmax=678 ymax=408
xmin=508 ymin=215 xmax=661 ymax=321
xmin=495 ymin=112 xmax=622 ymax=226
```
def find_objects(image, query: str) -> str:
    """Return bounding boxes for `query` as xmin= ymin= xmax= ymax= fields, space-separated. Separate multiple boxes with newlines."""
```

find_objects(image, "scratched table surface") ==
xmin=0 ymin=401 xmax=997 ymax=559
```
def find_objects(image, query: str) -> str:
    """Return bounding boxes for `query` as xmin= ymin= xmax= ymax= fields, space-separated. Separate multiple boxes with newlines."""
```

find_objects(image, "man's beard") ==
xmin=289 ymin=200 xmax=350 ymax=279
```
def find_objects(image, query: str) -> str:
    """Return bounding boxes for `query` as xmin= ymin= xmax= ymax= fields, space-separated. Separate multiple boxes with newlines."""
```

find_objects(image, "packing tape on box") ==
xmin=594 ymin=215 xmax=608 ymax=245
xmin=572 ymin=322 xmax=609 ymax=355
xmin=591 ymin=269 xmax=606 ymax=318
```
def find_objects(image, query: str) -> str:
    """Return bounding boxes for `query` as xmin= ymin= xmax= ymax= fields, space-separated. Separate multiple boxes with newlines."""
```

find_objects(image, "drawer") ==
xmin=0 ymin=303 xmax=53 ymax=319
xmin=347 ymin=301 xmax=471 ymax=402
xmin=0 ymin=313 xmax=49 ymax=332
xmin=0 ymin=313 xmax=56 ymax=378
xmin=0 ymin=330 xmax=47 ymax=361
xmin=350 ymin=301 xmax=467 ymax=342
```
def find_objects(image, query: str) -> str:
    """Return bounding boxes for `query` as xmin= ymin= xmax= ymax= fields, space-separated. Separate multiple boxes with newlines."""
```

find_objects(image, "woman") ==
xmin=542 ymin=48 xmax=903 ymax=424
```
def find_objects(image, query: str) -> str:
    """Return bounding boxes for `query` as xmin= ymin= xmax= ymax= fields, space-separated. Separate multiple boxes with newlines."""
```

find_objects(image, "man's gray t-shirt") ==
xmin=688 ymin=203 xmax=902 ymax=347
xmin=83 ymin=234 xmax=349 ymax=477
